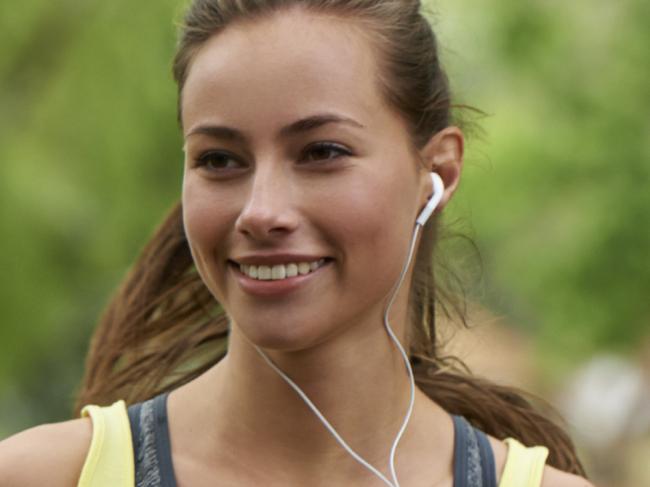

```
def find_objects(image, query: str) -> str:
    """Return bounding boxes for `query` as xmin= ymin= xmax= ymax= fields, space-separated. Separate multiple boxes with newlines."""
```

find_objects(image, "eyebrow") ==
xmin=184 ymin=113 xmax=365 ymax=143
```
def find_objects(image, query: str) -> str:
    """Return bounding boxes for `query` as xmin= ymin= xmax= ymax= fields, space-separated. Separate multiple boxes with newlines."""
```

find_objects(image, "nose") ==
xmin=234 ymin=168 xmax=299 ymax=242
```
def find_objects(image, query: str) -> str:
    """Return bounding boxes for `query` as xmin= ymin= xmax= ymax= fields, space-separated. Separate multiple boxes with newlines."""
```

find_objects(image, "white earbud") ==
xmin=252 ymin=171 xmax=446 ymax=487
xmin=415 ymin=172 xmax=445 ymax=226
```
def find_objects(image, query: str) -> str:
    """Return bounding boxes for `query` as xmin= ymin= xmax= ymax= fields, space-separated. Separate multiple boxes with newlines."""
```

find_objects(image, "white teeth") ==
xmin=286 ymin=263 xmax=298 ymax=277
xmin=271 ymin=265 xmax=286 ymax=279
xmin=239 ymin=259 xmax=327 ymax=281
xmin=258 ymin=265 xmax=272 ymax=280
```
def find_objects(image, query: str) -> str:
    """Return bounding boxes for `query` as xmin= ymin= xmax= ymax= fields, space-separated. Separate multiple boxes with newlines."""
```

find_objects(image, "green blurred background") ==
xmin=1 ymin=0 xmax=648 ymax=485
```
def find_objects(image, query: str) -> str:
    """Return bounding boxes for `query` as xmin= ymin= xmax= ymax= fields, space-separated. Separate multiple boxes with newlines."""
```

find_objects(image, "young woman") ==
xmin=0 ymin=1 xmax=596 ymax=486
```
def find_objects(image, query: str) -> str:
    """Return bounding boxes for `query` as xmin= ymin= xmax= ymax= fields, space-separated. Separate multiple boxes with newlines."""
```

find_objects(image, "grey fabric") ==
xmin=127 ymin=392 xmax=177 ymax=487
xmin=476 ymin=428 xmax=497 ymax=487
xmin=127 ymin=394 xmax=496 ymax=486
xmin=452 ymin=414 xmax=497 ymax=487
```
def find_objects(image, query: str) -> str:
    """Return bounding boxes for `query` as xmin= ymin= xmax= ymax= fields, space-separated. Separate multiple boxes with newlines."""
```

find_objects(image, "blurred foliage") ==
xmin=0 ymin=0 xmax=647 ymax=444
xmin=432 ymin=0 xmax=650 ymax=375
xmin=0 ymin=0 xmax=184 ymax=435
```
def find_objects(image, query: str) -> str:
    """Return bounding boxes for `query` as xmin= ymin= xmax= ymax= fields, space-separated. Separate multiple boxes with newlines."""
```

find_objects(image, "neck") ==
xmin=227 ymin=319 xmax=411 ymax=458
xmin=169 ymin=307 xmax=427 ymax=482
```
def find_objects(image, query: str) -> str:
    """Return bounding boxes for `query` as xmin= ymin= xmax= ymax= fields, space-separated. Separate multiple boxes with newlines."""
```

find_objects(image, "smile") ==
xmin=228 ymin=258 xmax=333 ymax=297
xmin=238 ymin=259 xmax=327 ymax=281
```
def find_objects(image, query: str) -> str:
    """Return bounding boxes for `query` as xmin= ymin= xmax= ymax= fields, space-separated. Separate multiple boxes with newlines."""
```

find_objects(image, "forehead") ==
xmin=181 ymin=8 xmax=388 ymax=133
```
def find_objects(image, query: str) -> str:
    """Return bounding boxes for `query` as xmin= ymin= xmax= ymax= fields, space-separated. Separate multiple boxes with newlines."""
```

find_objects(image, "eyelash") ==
xmin=194 ymin=142 xmax=351 ymax=172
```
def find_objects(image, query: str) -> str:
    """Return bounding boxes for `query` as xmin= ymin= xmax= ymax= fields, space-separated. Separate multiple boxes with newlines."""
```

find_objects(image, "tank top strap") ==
xmin=78 ymin=400 xmax=134 ymax=487
xmin=452 ymin=415 xmax=497 ymax=487
xmin=127 ymin=392 xmax=178 ymax=487
xmin=475 ymin=428 xmax=497 ymax=487
xmin=498 ymin=438 xmax=549 ymax=487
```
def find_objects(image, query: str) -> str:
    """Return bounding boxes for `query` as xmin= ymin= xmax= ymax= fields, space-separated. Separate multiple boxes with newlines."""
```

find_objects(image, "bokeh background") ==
xmin=1 ymin=0 xmax=648 ymax=485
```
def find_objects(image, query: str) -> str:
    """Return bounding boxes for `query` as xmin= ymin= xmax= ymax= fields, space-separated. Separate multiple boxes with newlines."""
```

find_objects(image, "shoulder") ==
xmin=0 ymin=417 xmax=92 ymax=487
xmin=486 ymin=435 xmax=596 ymax=487
xmin=541 ymin=465 xmax=596 ymax=487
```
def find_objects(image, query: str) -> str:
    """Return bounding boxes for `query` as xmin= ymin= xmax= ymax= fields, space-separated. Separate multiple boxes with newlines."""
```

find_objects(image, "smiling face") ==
xmin=181 ymin=8 xmax=427 ymax=351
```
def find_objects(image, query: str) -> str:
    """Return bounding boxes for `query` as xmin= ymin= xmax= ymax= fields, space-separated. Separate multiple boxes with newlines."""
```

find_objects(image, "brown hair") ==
xmin=74 ymin=0 xmax=586 ymax=476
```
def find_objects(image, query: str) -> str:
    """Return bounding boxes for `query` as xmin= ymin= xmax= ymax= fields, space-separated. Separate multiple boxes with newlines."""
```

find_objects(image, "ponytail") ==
xmin=74 ymin=0 xmax=585 ymax=477
xmin=73 ymin=202 xmax=585 ymax=476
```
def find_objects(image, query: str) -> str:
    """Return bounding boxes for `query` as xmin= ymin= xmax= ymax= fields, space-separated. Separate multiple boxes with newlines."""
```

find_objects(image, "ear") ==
xmin=417 ymin=126 xmax=464 ymax=213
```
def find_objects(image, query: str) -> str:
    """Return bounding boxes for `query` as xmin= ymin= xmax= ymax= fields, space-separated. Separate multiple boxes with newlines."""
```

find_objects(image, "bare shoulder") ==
xmin=0 ymin=417 xmax=92 ymax=487
xmin=486 ymin=435 xmax=595 ymax=487
xmin=541 ymin=464 xmax=596 ymax=487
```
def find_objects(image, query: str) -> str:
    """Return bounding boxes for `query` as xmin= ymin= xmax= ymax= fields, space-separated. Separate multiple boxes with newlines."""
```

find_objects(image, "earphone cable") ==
xmin=254 ymin=346 xmax=397 ymax=487
xmin=253 ymin=222 xmax=423 ymax=487
xmin=382 ymin=223 xmax=423 ymax=486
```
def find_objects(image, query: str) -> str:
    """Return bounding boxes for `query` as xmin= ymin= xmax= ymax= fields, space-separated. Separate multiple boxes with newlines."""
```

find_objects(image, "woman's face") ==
xmin=181 ymin=9 xmax=428 ymax=351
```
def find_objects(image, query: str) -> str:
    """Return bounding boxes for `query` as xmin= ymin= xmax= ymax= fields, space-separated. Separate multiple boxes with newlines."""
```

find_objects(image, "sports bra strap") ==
xmin=78 ymin=400 xmax=134 ymax=487
xmin=452 ymin=414 xmax=497 ymax=487
xmin=128 ymin=392 xmax=177 ymax=487
xmin=77 ymin=397 xmax=549 ymax=487
xmin=475 ymin=428 xmax=497 ymax=487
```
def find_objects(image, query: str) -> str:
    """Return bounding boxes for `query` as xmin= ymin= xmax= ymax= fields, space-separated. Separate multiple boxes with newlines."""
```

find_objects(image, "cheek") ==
xmin=319 ymin=175 xmax=414 ymax=299
xmin=182 ymin=180 xmax=233 ymax=295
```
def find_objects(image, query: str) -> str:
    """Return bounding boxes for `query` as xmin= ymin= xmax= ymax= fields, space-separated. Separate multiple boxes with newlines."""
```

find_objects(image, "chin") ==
xmin=232 ymin=312 xmax=337 ymax=353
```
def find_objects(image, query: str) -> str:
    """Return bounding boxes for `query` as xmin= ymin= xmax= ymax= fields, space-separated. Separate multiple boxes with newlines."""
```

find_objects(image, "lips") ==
xmin=230 ymin=253 xmax=332 ymax=266
xmin=227 ymin=257 xmax=333 ymax=277
xmin=228 ymin=258 xmax=333 ymax=297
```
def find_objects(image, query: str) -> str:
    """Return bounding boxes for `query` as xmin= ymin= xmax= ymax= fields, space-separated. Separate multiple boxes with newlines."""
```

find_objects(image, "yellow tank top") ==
xmin=77 ymin=400 xmax=550 ymax=487
xmin=78 ymin=400 xmax=134 ymax=487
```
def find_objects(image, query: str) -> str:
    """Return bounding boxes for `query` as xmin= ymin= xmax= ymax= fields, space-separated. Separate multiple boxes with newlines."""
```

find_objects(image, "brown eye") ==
xmin=302 ymin=143 xmax=351 ymax=163
xmin=195 ymin=151 xmax=244 ymax=171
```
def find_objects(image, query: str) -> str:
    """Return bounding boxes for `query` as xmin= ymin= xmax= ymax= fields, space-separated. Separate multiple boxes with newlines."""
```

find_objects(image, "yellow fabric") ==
xmin=499 ymin=437 xmax=549 ymax=487
xmin=76 ymin=401 xmax=548 ymax=487
xmin=77 ymin=400 xmax=134 ymax=487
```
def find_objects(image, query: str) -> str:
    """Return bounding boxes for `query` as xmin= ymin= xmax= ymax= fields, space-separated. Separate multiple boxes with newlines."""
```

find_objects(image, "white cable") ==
xmin=254 ymin=346 xmax=396 ymax=487
xmin=253 ymin=221 xmax=424 ymax=487
xmin=383 ymin=223 xmax=423 ymax=486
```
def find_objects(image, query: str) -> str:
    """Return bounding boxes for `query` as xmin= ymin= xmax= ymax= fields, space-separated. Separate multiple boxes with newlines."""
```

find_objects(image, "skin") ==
xmin=175 ymin=8 xmax=458 ymax=485
xmin=0 ymin=7 xmax=595 ymax=487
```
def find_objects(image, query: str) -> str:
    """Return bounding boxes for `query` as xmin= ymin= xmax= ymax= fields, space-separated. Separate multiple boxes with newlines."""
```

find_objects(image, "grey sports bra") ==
xmin=127 ymin=392 xmax=497 ymax=487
